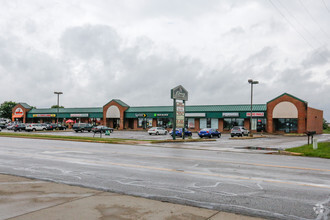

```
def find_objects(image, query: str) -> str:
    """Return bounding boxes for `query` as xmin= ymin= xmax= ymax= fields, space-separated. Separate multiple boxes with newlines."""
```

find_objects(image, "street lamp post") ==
xmin=248 ymin=79 xmax=259 ymax=137
xmin=54 ymin=92 xmax=63 ymax=124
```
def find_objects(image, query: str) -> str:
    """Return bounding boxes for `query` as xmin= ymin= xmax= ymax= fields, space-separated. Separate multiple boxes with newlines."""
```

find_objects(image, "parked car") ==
xmin=198 ymin=128 xmax=221 ymax=138
xmin=6 ymin=122 xmax=18 ymax=130
xmin=13 ymin=123 xmax=26 ymax=132
xmin=57 ymin=124 xmax=67 ymax=130
xmin=169 ymin=128 xmax=192 ymax=137
xmin=73 ymin=123 xmax=93 ymax=132
xmin=0 ymin=121 xmax=6 ymax=129
xmin=231 ymin=126 xmax=249 ymax=137
xmin=25 ymin=123 xmax=47 ymax=132
xmin=91 ymin=126 xmax=113 ymax=133
xmin=44 ymin=123 xmax=58 ymax=130
xmin=148 ymin=127 xmax=168 ymax=135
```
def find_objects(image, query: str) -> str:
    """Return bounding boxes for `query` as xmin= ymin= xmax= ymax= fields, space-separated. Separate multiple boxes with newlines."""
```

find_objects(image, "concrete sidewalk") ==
xmin=0 ymin=174 xmax=263 ymax=220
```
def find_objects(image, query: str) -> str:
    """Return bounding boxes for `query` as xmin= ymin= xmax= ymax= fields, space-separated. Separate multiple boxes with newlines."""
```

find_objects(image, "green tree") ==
xmin=323 ymin=118 xmax=329 ymax=130
xmin=0 ymin=101 xmax=17 ymax=119
xmin=51 ymin=105 xmax=64 ymax=108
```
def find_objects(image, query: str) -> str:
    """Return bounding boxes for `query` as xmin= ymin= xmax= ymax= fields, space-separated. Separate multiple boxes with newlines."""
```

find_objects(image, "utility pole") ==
xmin=248 ymin=79 xmax=259 ymax=137
xmin=54 ymin=92 xmax=63 ymax=124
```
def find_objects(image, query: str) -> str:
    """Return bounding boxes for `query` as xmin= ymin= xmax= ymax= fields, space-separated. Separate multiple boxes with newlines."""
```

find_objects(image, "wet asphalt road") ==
xmin=0 ymin=134 xmax=329 ymax=219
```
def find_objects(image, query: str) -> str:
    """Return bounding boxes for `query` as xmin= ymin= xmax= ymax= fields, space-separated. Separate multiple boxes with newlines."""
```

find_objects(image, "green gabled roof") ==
xmin=19 ymin=103 xmax=31 ymax=109
xmin=103 ymin=99 xmax=129 ymax=108
xmin=126 ymin=106 xmax=173 ymax=112
xmin=28 ymin=107 xmax=103 ymax=114
xmin=267 ymin=93 xmax=307 ymax=104
xmin=126 ymin=104 xmax=266 ymax=113
xmin=186 ymin=104 xmax=266 ymax=112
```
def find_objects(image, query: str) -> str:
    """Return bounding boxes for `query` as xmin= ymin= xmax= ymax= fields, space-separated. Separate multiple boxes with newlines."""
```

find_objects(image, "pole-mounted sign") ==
xmin=171 ymin=85 xmax=188 ymax=101
xmin=171 ymin=85 xmax=188 ymax=140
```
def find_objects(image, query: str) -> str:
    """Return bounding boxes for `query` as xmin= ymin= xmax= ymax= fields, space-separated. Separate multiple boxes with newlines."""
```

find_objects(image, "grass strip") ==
xmin=286 ymin=142 xmax=330 ymax=159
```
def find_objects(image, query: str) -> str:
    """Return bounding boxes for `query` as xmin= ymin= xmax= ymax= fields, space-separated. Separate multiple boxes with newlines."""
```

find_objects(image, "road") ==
xmin=0 ymin=136 xmax=329 ymax=219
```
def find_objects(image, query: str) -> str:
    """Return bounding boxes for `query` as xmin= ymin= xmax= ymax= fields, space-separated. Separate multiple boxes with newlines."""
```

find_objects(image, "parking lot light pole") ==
xmin=248 ymin=79 xmax=259 ymax=137
xmin=54 ymin=92 xmax=63 ymax=124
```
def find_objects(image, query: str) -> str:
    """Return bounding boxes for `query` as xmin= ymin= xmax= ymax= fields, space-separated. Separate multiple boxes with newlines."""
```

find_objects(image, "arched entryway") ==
xmin=106 ymin=105 xmax=120 ymax=129
xmin=103 ymin=99 xmax=129 ymax=130
xmin=272 ymin=101 xmax=298 ymax=133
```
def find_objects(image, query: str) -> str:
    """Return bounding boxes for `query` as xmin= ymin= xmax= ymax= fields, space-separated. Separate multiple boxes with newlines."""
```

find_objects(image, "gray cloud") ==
xmin=302 ymin=48 xmax=330 ymax=68
xmin=0 ymin=1 xmax=329 ymax=121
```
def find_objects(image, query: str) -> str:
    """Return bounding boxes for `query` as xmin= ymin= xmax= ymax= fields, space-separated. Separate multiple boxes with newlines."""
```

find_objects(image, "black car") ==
xmin=72 ymin=123 xmax=93 ymax=132
xmin=44 ymin=123 xmax=57 ymax=130
xmin=57 ymin=124 xmax=67 ymax=130
xmin=92 ymin=126 xmax=113 ymax=133
xmin=0 ymin=122 xmax=6 ymax=129
xmin=13 ymin=123 xmax=26 ymax=132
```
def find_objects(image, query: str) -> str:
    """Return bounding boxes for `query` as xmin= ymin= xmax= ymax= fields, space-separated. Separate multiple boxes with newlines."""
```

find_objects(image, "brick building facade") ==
xmin=11 ymin=93 xmax=324 ymax=134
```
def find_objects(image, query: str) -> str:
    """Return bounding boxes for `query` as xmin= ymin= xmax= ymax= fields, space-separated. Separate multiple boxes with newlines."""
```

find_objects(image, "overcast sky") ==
xmin=0 ymin=0 xmax=329 ymax=120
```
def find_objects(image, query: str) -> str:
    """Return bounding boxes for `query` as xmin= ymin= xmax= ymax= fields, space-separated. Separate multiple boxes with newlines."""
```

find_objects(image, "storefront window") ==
xmin=200 ymin=118 xmax=218 ymax=129
xmin=274 ymin=118 xmax=298 ymax=132
xmin=223 ymin=118 xmax=244 ymax=130
xmin=138 ymin=118 xmax=143 ymax=128
xmin=211 ymin=118 xmax=218 ymax=129
xmin=200 ymin=118 xmax=207 ymax=129
xmin=256 ymin=118 xmax=266 ymax=132
xmin=137 ymin=118 xmax=153 ymax=128
xmin=156 ymin=118 xmax=172 ymax=128
xmin=187 ymin=118 xmax=195 ymax=129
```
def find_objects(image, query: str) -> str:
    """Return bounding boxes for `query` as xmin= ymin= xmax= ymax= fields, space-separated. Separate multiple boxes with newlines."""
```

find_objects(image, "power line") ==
xmin=298 ymin=0 xmax=330 ymax=41
xmin=268 ymin=0 xmax=328 ymax=62
xmin=322 ymin=0 xmax=330 ymax=14
xmin=276 ymin=0 xmax=326 ymax=47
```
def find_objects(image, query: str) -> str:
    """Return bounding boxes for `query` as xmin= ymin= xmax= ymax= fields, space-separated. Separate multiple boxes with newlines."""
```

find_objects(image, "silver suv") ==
xmin=231 ymin=126 xmax=249 ymax=137
xmin=26 ymin=123 xmax=47 ymax=132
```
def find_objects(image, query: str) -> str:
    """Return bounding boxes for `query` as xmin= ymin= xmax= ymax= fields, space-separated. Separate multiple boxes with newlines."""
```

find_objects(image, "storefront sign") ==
xmin=222 ymin=112 xmax=239 ymax=117
xmin=70 ymin=114 xmax=89 ymax=117
xmin=15 ymin=108 xmax=23 ymax=115
xmin=185 ymin=113 xmax=205 ymax=117
xmin=33 ymin=114 xmax=56 ymax=117
xmin=153 ymin=113 xmax=169 ymax=117
xmin=176 ymin=102 xmax=185 ymax=128
xmin=135 ymin=113 xmax=147 ymax=117
xmin=246 ymin=112 xmax=264 ymax=117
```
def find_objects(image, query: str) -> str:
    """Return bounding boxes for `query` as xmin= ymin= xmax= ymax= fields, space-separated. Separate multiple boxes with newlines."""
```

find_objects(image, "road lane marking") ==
xmin=35 ymin=145 xmax=330 ymax=172
xmin=1 ymin=151 xmax=330 ymax=190
xmin=1 ymin=143 xmax=330 ymax=172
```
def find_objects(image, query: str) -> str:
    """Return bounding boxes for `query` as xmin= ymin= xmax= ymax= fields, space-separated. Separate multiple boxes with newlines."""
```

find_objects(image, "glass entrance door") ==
xmin=274 ymin=118 xmax=298 ymax=133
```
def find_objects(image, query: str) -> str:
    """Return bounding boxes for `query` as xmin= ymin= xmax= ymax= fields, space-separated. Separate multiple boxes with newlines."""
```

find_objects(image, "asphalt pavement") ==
xmin=0 ymin=173 xmax=262 ymax=220
xmin=1 ymin=131 xmax=330 ymax=219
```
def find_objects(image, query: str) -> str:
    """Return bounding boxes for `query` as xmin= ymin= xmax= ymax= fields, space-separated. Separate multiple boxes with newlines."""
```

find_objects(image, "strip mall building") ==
xmin=12 ymin=93 xmax=323 ymax=134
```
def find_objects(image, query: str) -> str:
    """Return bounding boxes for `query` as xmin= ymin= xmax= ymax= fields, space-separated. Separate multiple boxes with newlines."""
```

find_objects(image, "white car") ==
xmin=26 ymin=123 xmax=47 ymax=132
xmin=148 ymin=127 xmax=168 ymax=135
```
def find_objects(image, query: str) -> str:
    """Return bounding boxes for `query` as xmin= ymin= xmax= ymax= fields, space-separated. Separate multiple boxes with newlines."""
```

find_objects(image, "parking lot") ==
xmin=2 ymin=129 xmax=330 ymax=151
